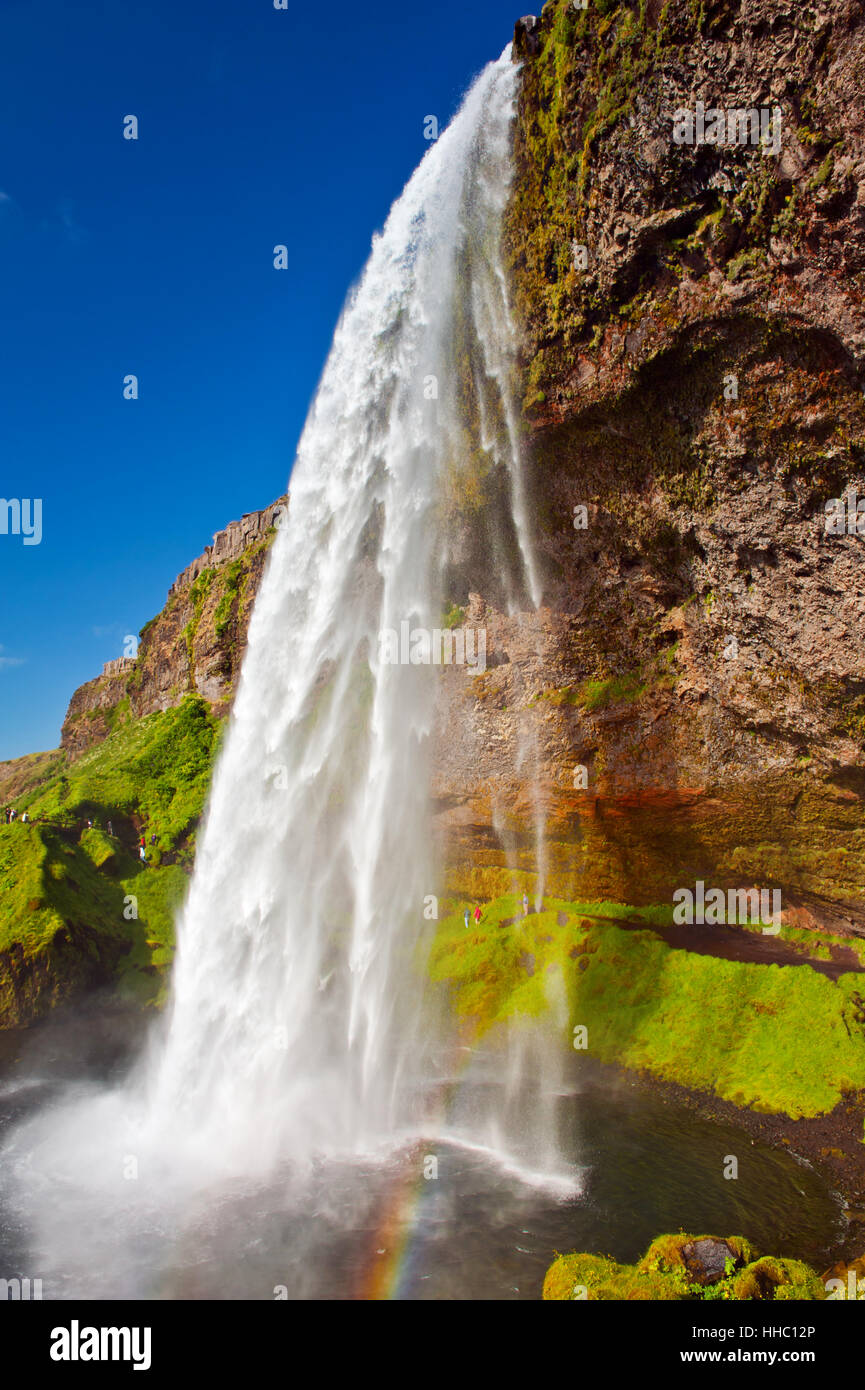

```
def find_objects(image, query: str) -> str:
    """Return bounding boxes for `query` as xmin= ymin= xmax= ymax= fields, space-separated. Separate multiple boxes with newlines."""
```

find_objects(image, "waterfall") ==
xmin=139 ymin=47 xmax=536 ymax=1170
xmin=1 ymin=48 xmax=574 ymax=1298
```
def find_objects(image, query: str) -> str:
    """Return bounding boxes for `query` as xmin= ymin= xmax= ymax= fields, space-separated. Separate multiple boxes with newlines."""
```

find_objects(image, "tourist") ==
xmin=523 ymin=892 xmax=529 ymax=918
xmin=464 ymin=908 xmax=470 ymax=930
xmin=474 ymin=905 xmax=482 ymax=925
xmin=139 ymin=845 xmax=147 ymax=863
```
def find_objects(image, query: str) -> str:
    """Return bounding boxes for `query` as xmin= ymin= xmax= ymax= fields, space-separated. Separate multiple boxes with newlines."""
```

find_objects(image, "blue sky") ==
xmin=0 ymin=0 xmax=520 ymax=760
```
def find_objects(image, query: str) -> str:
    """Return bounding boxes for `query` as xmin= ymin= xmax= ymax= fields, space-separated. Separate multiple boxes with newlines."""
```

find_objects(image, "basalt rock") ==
xmin=432 ymin=0 xmax=865 ymax=930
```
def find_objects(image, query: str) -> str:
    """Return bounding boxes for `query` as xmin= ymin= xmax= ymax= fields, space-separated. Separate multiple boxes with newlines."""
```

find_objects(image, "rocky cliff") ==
xmin=60 ymin=497 xmax=286 ymax=756
xmin=433 ymin=0 xmax=865 ymax=937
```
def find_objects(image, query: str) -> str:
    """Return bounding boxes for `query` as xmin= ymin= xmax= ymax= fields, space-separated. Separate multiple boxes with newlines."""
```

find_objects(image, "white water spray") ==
xmin=140 ymin=50 xmax=540 ymax=1169
xmin=1 ymin=50 xmax=576 ymax=1297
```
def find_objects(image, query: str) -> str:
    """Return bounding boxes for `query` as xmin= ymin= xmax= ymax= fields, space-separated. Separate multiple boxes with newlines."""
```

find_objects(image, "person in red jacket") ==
xmin=474 ymin=905 xmax=482 ymax=925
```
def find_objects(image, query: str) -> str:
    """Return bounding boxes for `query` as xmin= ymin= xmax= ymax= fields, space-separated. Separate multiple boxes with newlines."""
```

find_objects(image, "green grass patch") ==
xmin=19 ymin=697 xmax=220 ymax=860
xmin=429 ymin=894 xmax=865 ymax=1120
xmin=0 ymin=698 xmax=222 ymax=1022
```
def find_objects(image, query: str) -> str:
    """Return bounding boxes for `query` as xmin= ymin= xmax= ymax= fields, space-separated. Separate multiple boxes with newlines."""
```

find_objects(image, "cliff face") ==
xmin=434 ymin=0 xmax=865 ymax=930
xmin=61 ymin=498 xmax=286 ymax=756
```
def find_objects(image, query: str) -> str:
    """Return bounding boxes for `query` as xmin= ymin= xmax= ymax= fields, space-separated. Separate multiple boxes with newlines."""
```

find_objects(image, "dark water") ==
xmin=0 ymin=1002 xmax=844 ymax=1300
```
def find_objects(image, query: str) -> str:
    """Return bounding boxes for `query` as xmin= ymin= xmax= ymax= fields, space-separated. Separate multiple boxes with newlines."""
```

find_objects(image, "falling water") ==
xmin=1 ymin=48 xmax=577 ymax=1297
xmin=141 ymin=47 xmax=542 ymax=1168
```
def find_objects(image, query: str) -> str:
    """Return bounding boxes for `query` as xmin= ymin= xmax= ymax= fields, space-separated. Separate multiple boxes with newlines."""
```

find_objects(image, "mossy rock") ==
xmin=545 ymin=1233 xmax=826 ymax=1301
xmin=638 ymin=1232 xmax=755 ymax=1283
xmin=731 ymin=1256 xmax=825 ymax=1301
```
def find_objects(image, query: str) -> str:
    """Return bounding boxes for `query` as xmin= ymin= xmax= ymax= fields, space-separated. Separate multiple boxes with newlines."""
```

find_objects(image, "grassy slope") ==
xmin=429 ymin=895 xmax=865 ymax=1121
xmin=19 ymin=696 xmax=220 ymax=857
xmin=0 ymin=697 xmax=220 ymax=1017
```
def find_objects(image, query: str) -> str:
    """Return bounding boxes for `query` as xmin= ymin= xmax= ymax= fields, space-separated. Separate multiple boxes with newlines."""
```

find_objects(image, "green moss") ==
xmin=20 ymin=697 xmax=220 ymax=860
xmin=114 ymin=864 xmax=188 ymax=1004
xmin=0 ymin=699 xmax=223 ymax=1023
xmin=79 ymin=826 xmax=118 ymax=870
xmin=808 ymin=152 xmax=834 ymax=192
xmin=726 ymin=247 xmax=766 ymax=282
xmin=545 ymin=1234 xmax=826 ymax=1300
xmin=214 ymin=559 xmax=244 ymax=640
xmin=442 ymin=603 xmax=466 ymax=631
xmin=731 ymin=1256 xmax=825 ymax=1301
xmin=0 ymin=821 xmax=190 ymax=1015
xmin=429 ymin=894 xmax=865 ymax=1118
xmin=183 ymin=567 xmax=216 ymax=677
xmin=537 ymin=643 xmax=678 ymax=711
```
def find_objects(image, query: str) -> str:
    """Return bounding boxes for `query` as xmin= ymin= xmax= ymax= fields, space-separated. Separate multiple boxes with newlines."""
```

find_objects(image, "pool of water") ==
xmin=0 ymin=1002 xmax=844 ymax=1300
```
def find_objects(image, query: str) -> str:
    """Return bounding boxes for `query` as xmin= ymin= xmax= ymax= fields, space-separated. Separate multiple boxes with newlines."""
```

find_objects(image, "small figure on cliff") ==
xmin=107 ymin=820 xmax=113 ymax=837
xmin=139 ymin=845 xmax=147 ymax=863
xmin=21 ymin=811 xmax=29 ymax=824
xmin=150 ymin=833 xmax=156 ymax=846
xmin=474 ymin=905 xmax=482 ymax=926
xmin=522 ymin=892 xmax=529 ymax=918
xmin=464 ymin=908 xmax=470 ymax=930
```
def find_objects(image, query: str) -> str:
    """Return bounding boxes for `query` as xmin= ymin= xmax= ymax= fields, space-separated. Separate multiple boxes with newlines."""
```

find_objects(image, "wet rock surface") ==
xmin=433 ymin=0 xmax=865 ymax=930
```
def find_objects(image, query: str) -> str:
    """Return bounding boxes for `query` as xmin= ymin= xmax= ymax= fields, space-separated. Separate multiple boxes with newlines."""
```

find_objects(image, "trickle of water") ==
xmin=1 ymin=48 xmax=574 ymax=1298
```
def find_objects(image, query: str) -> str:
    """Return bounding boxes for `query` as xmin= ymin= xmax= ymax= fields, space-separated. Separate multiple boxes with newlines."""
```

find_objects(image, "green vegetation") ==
xmin=19 ymin=697 xmax=220 ymax=859
xmin=441 ymin=603 xmax=466 ymax=631
xmin=0 ymin=697 xmax=221 ymax=1022
xmin=214 ymin=559 xmax=244 ymax=640
xmin=0 ymin=820 xmax=188 ymax=1016
xmin=808 ymin=152 xmax=834 ymax=193
xmin=536 ymin=644 xmax=679 ymax=711
xmin=544 ymin=1233 xmax=826 ymax=1300
xmin=429 ymin=894 xmax=865 ymax=1119
xmin=574 ymin=669 xmax=646 ymax=710
xmin=182 ymin=569 xmax=214 ymax=675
